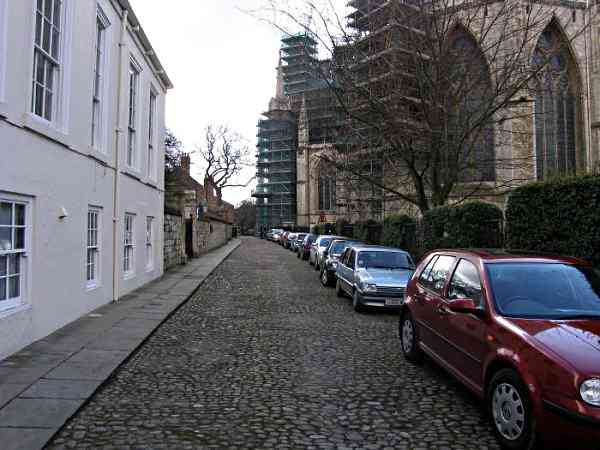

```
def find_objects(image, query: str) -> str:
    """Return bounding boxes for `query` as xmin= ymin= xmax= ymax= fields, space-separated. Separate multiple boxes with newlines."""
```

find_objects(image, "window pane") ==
xmin=449 ymin=260 xmax=483 ymax=306
xmin=51 ymin=28 xmax=60 ymax=59
xmin=42 ymin=19 xmax=51 ymax=52
xmin=15 ymin=205 xmax=25 ymax=226
xmin=0 ymin=255 xmax=6 ymax=276
xmin=45 ymin=90 xmax=53 ymax=121
xmin=8 ymin=276 xmax=19 ymax=299
xmin=53 ymin=0 xmax=61 ymax=29
xmin=430 ymin=256 xmax=456 ymax=293
xmin=44 ymin=0 xmax=53 ymax=19
xmin=0 ymin=228 xmax=11 ymax=251
xmin=35 ymin=12 xmax=43 ymax=45
xmin=15 ymin=229 xmax=25 ymax=250
xmin=8 ymin=255 xmax=19 ymax=275
xmin=35 ymin=85 xmax=44 ymax=116
xmin=0 ymin=203 xmax=11 ymax=225
xmin=0 ymin=278 xmax=6 ymax=301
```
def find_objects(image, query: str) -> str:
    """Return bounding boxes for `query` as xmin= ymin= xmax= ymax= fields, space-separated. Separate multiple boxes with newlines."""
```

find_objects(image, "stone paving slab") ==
xmin=0 ymin=239 xmax=240 ymax=450
xmin=0 ymin=428 xmax=56 ymax=450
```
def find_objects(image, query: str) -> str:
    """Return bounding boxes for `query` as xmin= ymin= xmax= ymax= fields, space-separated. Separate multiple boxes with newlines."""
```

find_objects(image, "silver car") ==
xmin=309 ymin=235 xmax=344 ymax=271
xmin=335 ymin=245 xmax=415 ymax=312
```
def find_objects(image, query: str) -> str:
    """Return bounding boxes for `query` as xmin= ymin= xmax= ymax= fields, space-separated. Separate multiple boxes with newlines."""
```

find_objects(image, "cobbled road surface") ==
xmin=49 ymin=238 xmax=501 ymax=450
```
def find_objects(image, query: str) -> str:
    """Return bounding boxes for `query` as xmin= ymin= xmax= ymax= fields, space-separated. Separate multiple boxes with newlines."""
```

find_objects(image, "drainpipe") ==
xmin=112 ymin=8 xmax=128 ymax=303
xmin=584 ymin=1 xmax=593 ymax=172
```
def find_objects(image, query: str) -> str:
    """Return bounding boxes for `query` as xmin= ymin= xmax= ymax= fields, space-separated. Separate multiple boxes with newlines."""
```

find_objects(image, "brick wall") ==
xmin=164 ymin=213 xmax=186 ymax=270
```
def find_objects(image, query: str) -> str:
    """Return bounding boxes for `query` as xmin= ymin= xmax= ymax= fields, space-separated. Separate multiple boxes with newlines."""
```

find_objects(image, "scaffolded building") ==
xmin=254 ymin=32 xmax=340 ymax=231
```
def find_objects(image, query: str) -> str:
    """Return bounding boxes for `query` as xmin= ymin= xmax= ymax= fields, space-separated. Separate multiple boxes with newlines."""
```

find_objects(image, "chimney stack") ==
xmin=180 ymin=154 xmax=191 ymax=174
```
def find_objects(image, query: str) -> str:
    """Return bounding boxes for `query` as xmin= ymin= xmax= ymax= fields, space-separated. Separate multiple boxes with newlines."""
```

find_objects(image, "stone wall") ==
xmin=164 ymin=213 xmax=186 ymax=271
xmin=193 ymin=220 xmax=232 ymax=256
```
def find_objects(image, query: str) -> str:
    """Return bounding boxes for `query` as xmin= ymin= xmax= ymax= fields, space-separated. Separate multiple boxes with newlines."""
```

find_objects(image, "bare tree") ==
xmin=251 ymin=0 xmax=594 ymax=215
xmin=196 ymin=125 xmax=254 ymax=200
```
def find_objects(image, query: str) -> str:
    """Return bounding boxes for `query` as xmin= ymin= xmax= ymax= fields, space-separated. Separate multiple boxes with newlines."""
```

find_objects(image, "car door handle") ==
xmin=437 ymin=305 xmax=450 ymax=316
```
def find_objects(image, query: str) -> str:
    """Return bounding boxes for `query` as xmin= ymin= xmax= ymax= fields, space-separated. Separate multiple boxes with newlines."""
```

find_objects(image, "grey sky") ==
xmin=130 ymin=0 xmax=282 ymax=206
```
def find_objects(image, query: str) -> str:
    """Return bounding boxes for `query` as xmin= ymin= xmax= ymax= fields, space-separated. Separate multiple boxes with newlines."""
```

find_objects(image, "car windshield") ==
xmin=297 ymin=234 xmax=306 ymax=241
xmin=356 ymin=251 xmax=414 ymax=270
xmin=487 ymin=263 xmax=600 ymax=319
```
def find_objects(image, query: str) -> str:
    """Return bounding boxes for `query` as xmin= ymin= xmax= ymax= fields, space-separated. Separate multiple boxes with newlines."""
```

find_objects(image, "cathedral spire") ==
xmin=268 ymin=50 xmax=290 ymax=112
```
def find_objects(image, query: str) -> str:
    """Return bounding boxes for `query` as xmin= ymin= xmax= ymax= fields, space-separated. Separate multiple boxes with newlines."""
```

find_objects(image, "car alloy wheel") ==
xmin=399 ymin=312 xmax=423 ymax=363
xmin=321 ymin=269 xmax=329 ymax=287
xmin=493 ymin=383 xmax=525 ymax=441
xmin=488 ymin=369 xmax=535 ymax=450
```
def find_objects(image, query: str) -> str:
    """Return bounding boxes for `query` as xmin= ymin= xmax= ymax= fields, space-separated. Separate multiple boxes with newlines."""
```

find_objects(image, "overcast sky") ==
xmin=129 ymin=0 xmax=282 ymax=206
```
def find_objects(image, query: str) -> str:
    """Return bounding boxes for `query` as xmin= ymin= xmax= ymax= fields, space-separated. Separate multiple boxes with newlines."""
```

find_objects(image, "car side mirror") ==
xmin=323 ymin=250 xmax=329 ymax=256
xmin=448 ymin=298 xmax=484 ymax=316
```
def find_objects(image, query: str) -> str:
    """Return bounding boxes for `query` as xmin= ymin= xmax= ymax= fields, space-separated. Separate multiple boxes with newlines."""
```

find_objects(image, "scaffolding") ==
xmin=253 ymin=109 xmax=297 ymax=229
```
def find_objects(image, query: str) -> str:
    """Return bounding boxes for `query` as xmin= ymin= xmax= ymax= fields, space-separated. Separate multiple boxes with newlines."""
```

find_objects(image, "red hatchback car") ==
xmin=399 ymin=250 xmax=600 ymax=450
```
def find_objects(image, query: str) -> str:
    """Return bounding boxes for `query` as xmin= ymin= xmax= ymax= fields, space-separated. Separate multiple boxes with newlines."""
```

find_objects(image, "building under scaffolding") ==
xmin=254 ymin=32 xmax=340 ymax=231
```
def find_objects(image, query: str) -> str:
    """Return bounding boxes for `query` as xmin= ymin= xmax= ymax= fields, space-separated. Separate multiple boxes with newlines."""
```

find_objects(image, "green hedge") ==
xmin=354 ymin=219 xmax=382 ymax=244
xmin=506 ymin=175 xmax=600 ymax=265
xmin=382 ymin=214 xmax=417 ymax=253
xmin=423 ymin=201 xmax=504 ymax=250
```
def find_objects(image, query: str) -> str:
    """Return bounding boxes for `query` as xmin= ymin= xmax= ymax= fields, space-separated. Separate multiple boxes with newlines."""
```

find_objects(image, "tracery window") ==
xmin=532 ymin=23 xmax=580 ymax=180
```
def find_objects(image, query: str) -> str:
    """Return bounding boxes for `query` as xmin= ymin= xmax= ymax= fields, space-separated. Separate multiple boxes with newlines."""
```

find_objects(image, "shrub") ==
xmin=311 ymin=224 xmax=323 ymax=235
xmin=335 ymin=218 xmax=353 ymax=238
xmin=382 ymin=214 xmax=417 ymax=254
xmin=354 ymin=219 xmax=382 ymax=244
xmin=506 ymin=175 xmax=600 ymax=265
xmin=423 ymin=201 xmax=504 ymax=251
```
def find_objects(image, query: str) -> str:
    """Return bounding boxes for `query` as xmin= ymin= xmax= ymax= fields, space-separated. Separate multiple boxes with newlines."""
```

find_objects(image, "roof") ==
xmin=117 ymin=0 xmax=173 ymax=90
xmin=427 ymin=249 xmax=590 ymax=265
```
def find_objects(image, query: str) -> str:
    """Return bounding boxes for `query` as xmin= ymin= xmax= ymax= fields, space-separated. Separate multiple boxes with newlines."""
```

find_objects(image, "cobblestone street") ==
xmin=49 ymin=238 xmax=500 ymax=450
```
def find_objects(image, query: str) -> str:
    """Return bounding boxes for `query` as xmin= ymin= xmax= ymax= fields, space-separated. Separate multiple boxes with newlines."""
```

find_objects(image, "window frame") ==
xmin=126 ymin=58 xmax=141 ymax=169
xmin=0 ymin=196 xmax=31 ymax=313
xmin=91 ymin=6 xmax=110 ymax=152
xmin=147 ymin=88 xmax=157 ymax=180
xmin=123 ymin=213 xmax=135 ymax=278
xmin=145 ymin=216 xmax=154 ymax=271
xmin=85 ymin=207 xmax=101 ymax=290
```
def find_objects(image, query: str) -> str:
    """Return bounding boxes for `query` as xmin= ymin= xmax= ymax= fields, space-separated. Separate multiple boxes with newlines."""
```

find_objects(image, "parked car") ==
xmin=272 ymin=232 xmax=283 ymax=243
xmin=292 ymin=233 xmax=307 ymax=253
xmin=335 ymin=245 xmax=415 ymax=312
xmin=279 ymin=231 xmax=289 ymax=246
xmin=267 ymin=229 xmax=283 ymax=242
xmin=320 ymin=239 xmax=363 ymax=286
xmin=399 ymin=249 xmax=600 ymax=449
xmin=310 ymin=235 xmax=344 ymax=270
xmin=298 ymin=234 xmax=318 ymax=260
xmin=285 ymin=233 xmax=297 ymax=250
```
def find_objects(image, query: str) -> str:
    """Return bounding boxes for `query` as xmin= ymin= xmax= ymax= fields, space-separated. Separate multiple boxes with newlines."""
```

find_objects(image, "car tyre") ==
xmin=399 ymin=311 xmax=423 ymax=363
xmin=320 ymin=269 xmax=330 ymax=287
xmin=487 ymin=369 xmax=536 ymax=450
xmin=352 ymin=290 xmax=364 ymax=313
xmin=336 ymin=279 xmax=345 ymax=297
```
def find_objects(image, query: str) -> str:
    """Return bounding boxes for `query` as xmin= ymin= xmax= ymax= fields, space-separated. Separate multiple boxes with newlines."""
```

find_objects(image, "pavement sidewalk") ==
xmin=0 ymin=239 xmax=241 ymax=450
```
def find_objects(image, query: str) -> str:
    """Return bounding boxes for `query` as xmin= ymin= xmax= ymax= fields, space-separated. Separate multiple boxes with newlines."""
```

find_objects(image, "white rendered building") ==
xmin=0 ymin=0 xmax=172 ymax=359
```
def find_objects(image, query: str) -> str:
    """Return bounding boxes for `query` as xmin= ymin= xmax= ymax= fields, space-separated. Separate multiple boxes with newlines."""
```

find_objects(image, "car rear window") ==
xmin=319 ymin=238 xmax=332 ymax=247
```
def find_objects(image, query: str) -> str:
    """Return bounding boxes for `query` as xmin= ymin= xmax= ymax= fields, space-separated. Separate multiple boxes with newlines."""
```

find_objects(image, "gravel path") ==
xmin=48 ymin=237 xmax=500 ymax=450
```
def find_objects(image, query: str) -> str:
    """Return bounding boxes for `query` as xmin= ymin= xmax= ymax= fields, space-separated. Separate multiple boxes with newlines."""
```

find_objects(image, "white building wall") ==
xmin=0 ymin=0 xmax=171 ymax=359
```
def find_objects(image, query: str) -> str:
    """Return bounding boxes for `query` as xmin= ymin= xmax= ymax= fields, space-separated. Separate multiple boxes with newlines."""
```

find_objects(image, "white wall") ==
xmin=0 ymin=0 xmax=170 ymax=359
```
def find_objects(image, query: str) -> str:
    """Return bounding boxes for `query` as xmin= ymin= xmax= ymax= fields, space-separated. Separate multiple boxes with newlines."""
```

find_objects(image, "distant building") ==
xmin=165 ymin=155 xmax=234 ymax=258
xmin=253 ymin=34 xmax=339 ymax=232
xmin=0 ymin=0 xmax=172 ymax=359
